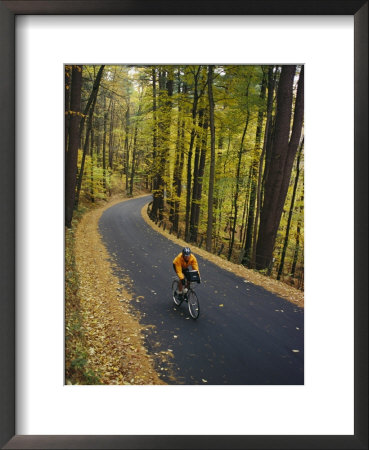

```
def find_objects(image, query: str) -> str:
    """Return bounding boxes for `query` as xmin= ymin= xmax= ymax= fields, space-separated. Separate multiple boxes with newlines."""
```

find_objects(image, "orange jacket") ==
xmin=173 ymin=252 xmax=199 ymax=280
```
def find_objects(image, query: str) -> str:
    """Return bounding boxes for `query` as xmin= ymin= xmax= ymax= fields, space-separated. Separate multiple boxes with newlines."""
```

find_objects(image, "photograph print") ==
xmin=65 ymin=64 xmax=304 ymax=385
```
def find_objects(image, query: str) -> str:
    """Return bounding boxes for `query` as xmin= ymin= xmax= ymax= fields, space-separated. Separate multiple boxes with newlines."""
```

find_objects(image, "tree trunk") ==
xmin=171 ymin=73 xmax=185 ymax=231
xmin=152 ymin=68 xmax=173 ymax=220
xmin=74 ymin=68 xmax=104 ymax=208
xmin=228 ymin=109 xmax=250 ymax=260
xmin=65 ymin=65 xmax=82 ymax=228
xmin=242 ymin=161 xmax=257 ymax=264
xmin=277 ymin=138 xmax=303 ymax=279
xmin=90 ymin=118 xmax=95 ymax=203
xmin=206 ymin=65 xmax=216 ymax=252
xmin=129 ymin=94 xmax=143 ymax=196
xmin=243 ymin=72 xmax=266 ymax=265
xmin=251 ymin=66 xmax=276 ymax=268
xmin=262 ymin=67 xmax=279 ymax=199
xmin=109 ymin=102 xmax=115 ymax=169
xmin=255 ymin=65 xmax=304 ymax=270
xmin=79 ymin=65 xmax=105 ymax=138
xmin=291 ymin=196 xmax=303 ymax=278
xmin=190 ymin=107 xmax=204 ymax=242
xmin=124 ymin=103 xmax=130 ymax=192
xmin=74 ymin=92 xmax=98 ymax=208
xmin=151 ymin=69 xmax=166 ymax=219
xmin=65 ymin=65 xmax=72 ymax=157
xmin=185 ymin=66 xmax=201 ymax=241
xmin=193 ymin=112 xmax=208 ymax=240
xmin=241 ymin=166 xmax=252 ymax=247
xmin=150 ymin=68 xmax=159 ymax=217
xmin=129 ymin=123 xmax=139 ymax=196
xmin=102 ymin=97 xmax=109 ymax=194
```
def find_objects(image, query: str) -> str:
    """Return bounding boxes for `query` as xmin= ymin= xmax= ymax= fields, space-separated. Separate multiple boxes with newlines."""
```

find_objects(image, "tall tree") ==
xmin=171 ymin=70 xmax=186 ymax=232
xmin=74 ymin=92 xmax=98 ymax=209
xmin=189 ymin=106 xmax=204 ymax=242
xmin=151 ymin=68 xmax=174 ymax=219
xmin=291 ymin=194 xmax=304 ymax=278
xmin=123 ymin=101 xmax=130 ymax=192
xmin=129 ymin=87 xmax=143 ymax=196
xmin=184 ymin=66 xmax=201 ymax=241
xmin=109 ymin=101 xmax=115 ymax=169
xmin=277 ymin=138 xmax=304 ymax=279
xmin=251 ymin=66 xmax=276 ymax=268
xmin=255 ymin=65 xmax=304 ymax=270
xmin=151 ymin=68 xmax=158 ymax=195
xmin=90 ymin=115 xmax=95 ymax=203
xmin=64 ymin=65 xmax=72 ymax=155
xmin=74 ymin=65 xmax=104 ymax=208
xmin=229 ymin=75 xmax=252 ymax=260
xmin=65 ymin=65 xmax=82 ymax=228
xmin=206 ymin=65 xmax=216 ymax=252
xmin=102 ymin=96 xmax=112 ymax=194
xmin=190 ymin=108 xmax=208 ymax=242
xmin=242 ymin=72 xmax=267 ymax=265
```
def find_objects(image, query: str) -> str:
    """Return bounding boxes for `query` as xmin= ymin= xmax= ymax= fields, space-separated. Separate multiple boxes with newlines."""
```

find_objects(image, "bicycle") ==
xmin=171 ymin=270 xmax=200 ymax=320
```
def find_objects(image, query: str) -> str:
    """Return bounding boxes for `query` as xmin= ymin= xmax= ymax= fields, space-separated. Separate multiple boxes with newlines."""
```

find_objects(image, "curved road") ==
xmin=99 ymin=195 xmax=304 ymax=385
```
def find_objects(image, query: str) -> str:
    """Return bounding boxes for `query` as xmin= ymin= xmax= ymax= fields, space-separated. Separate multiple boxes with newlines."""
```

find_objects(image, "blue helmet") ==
xmin=182 ymin=247 xmax=191 ymax=257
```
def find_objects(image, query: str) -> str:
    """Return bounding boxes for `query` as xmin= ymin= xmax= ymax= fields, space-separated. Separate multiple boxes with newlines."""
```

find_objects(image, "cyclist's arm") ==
xmin=191 ymin=255 xmax=200 ymax=274
xmin=173 ymin=257 xmax=185 ymax=280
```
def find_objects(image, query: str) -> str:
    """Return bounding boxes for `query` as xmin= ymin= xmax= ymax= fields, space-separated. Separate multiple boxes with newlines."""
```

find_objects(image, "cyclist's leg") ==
xmin=183 ymin=269 xmax=190 ymax=289
xmin=173 ymin=264 xmax=184 ymax=294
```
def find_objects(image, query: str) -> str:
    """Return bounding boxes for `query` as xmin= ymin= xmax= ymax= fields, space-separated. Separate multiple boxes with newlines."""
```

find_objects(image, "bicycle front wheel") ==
xmin=188 ymin=290 xmax=200 ymax=319
xmin=172 ymin=279 xmax=182 ymax=306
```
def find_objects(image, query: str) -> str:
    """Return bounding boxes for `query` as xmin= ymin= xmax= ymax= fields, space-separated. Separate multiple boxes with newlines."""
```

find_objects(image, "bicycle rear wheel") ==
xmin=188 ymin=290 xmax=200 ymax=319
xmin=172 ymin=279 xmax=183 ymax=306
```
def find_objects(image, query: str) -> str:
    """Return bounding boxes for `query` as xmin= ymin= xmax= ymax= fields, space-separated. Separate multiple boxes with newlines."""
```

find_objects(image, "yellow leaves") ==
xmin=68 ymin=199 xmax=167 ymax=386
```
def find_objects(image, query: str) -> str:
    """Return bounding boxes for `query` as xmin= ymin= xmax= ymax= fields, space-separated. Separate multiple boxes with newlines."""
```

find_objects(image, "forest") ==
xmin=65 ymin=64 xmax=304 ymax=288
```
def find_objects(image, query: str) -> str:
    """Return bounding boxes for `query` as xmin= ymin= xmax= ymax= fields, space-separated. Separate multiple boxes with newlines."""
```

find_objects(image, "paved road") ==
xmin=99 ymin=195 xmax=304 ymax=385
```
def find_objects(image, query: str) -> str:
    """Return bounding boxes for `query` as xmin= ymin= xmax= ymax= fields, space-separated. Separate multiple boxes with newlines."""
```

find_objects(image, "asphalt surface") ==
xmin=99 ymin=195 xmax=304 ymax=385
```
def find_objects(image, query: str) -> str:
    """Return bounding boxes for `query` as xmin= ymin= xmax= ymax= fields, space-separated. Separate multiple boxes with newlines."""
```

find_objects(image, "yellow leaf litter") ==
xmin=74 ymin=195 xmax=166 ymax=385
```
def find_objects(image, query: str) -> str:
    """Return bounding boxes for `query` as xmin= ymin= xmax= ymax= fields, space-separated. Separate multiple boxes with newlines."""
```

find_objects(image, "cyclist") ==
xmin=173 ymin=247 xmax=201 ymax=298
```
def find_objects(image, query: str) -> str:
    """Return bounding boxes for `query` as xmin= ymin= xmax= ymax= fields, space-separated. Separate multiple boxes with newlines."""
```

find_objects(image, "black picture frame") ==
xmin=0 ymin=1 xmax=367 ymax=449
